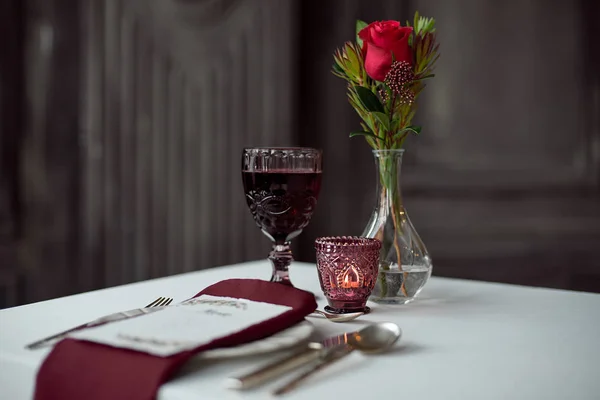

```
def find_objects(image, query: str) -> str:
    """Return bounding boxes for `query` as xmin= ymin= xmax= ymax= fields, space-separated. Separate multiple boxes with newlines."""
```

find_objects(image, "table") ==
xmin=1 ymin=260 xmax=599 ymax=400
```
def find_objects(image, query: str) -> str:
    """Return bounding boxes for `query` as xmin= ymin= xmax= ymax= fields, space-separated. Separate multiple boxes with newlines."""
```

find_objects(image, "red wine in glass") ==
xmin=243 ymin=170 xmax=322 ymax=243
xmin=242 ymin=148 xmax=323 ymax=285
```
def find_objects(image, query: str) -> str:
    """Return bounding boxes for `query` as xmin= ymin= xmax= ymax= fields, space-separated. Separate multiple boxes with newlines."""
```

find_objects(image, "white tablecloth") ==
xmin=1 ymin=260 xmax=599 ymax=400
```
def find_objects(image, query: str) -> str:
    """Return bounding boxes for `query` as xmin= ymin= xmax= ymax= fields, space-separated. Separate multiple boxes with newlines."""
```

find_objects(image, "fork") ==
xmin=144 ymin=297 xmax=173 ymax=308
xmin=25 ymin=296 xmax=173 ymax=350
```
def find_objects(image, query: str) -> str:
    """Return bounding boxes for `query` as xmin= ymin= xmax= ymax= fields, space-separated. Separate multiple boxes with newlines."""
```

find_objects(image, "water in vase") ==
xmin=372 ymin=264 xmax=432 ymax=304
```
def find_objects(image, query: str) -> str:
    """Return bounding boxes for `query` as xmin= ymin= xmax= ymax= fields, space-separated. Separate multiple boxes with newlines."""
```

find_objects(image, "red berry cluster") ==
xmin=384 ymin=61 xmax=415 ymax=104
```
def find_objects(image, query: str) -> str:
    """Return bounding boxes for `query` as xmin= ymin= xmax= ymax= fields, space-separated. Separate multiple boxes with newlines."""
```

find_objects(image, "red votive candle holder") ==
xmin=314 ymin=236 xmax=381 ymax=314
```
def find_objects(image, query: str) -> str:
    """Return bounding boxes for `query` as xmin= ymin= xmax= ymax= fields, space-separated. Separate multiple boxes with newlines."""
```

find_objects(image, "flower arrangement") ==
xmin=332 ymin=12 xmax=440 ymax=149
xmin=332 ymin=13 xmax=440 ymax=303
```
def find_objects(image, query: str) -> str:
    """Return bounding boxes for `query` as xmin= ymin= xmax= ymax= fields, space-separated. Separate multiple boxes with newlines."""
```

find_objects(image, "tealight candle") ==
xmin=315 ymin=236 xmax=381 ymax=314
xmin=340 ymin=266 xmax=362 ymax=288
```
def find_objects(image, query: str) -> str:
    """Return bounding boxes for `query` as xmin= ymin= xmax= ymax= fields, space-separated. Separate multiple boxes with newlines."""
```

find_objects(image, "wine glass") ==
xmin=242 ymin=147 xmax=323 ymax=286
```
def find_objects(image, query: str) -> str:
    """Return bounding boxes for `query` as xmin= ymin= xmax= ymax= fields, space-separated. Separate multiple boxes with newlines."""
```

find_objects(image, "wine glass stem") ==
xmin=269 ymin=242 xmax=293 ymax=285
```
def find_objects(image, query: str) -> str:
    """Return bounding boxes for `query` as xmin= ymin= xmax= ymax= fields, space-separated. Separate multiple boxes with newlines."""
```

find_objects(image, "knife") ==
xmin=225 ymin=330 xmax=359 ymax=390
xmin=25 ymin=307 xmax=166 ymax=350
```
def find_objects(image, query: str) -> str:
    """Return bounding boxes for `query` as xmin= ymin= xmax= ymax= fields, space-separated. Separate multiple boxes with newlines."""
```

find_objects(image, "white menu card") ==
xmin=69 ymin=295 xmax=293 ymax=357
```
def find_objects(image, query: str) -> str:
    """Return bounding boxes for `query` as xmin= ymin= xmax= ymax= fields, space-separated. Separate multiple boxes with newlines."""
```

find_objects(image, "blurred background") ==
xmin=1 ymin=0 xmax=599 ymax=308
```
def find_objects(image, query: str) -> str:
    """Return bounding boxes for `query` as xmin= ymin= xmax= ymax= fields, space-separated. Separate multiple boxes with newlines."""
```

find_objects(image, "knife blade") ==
xmin=225 ymin=329 xmax=359 ymax=390
xmin=25 ymin=306 xmax=166 ymax=350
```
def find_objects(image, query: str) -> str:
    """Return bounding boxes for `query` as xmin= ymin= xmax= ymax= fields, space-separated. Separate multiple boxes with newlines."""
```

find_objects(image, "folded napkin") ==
xmin=34 ymin=279 xmax=317 ymax=400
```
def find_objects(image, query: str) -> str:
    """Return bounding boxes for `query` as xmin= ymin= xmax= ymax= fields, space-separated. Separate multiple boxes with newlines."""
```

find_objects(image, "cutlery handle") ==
xmin=226 ymin=344 xmax=324 ymax=390
xmin=273 ymin=346 xmax=355 ymax=396
xmin=25 ymin=308 xmax=160 ymax=350
xmin=25 ymin=321 xmax=98 ymax=350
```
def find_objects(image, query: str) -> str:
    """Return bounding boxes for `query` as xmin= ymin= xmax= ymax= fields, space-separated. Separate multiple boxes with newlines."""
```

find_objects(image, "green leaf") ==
xmin=332 ymin=61 xmax=345 ymax=76
xmin=381 ymin=83 xmax=393 ymax=108
xmin=405 ymin=110 xmax=416 ymax=125
xmin=413 ymin=74 xmax=435 ymax=82
xmin=391 ymin=126 xmax=422 ymax=142
xmin=426 ymin=18 xmax=436 ymax=32
xmin=356 ymin=20 xmax=368 ymax=47
xmin=413 ymin=11 xmax=420 ymax=31
xmin=350 ymin=130 xmax=380 ymax=140
xmin=345 ymin=44 xmax=361 ymax=74
xmin=371 ymin=112 xmax=390 ymax=130
xmin=404 ymin=125 xmax=422 ymax=135
xmin=354 ymin=86 xmax=384 ymax=113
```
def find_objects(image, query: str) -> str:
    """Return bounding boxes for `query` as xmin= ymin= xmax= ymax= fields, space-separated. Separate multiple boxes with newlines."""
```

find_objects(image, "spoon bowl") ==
xmin=347 ymin=321 xmax=402 ymax=353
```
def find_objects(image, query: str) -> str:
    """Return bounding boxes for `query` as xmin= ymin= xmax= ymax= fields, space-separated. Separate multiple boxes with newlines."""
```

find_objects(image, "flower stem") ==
xmin=378 ymin=152 xmax=408 ymax=298
xmin=390 ymin=196 xmax=409 ymax=297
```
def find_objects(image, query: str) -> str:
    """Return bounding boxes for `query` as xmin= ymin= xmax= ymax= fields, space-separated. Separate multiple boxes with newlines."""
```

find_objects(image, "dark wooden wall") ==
xmin=0 ymin=0 xmax=26 ymax=305
xmin=0 ymin=0 xmax=296 ymax=307
xmin=1 ymin=0 xmax=599 ymax=308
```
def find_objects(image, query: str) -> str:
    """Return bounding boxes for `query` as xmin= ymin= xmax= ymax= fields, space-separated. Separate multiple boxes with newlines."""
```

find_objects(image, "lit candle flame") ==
xmin=341 ymin=266 xmax=361 ymax=288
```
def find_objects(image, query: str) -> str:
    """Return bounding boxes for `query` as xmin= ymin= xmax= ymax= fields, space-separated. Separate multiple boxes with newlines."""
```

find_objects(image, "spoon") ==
xmin=273 ymin=322 xmax=401 ymax=395
xmin=310 ymin=309 xmax=364 ymax=322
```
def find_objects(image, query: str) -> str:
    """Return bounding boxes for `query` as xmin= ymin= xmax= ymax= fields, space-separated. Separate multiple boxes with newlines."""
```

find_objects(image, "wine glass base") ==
xmin=269 ymin=276 xmax=322 ymax=299
xmin=270 ymin=277 xmax=294 ymax=286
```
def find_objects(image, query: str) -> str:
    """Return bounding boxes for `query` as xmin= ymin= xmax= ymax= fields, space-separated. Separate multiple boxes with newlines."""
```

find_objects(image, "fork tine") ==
xmin=144 ymin=296 xmax=173 ymax=308
xmin=157 ymin=297 xmax=170 ymax=307
xmin=145 ymin=297 xmax=164 ymax=308
xmin=157 ymin=297 xmax=173 ymax=307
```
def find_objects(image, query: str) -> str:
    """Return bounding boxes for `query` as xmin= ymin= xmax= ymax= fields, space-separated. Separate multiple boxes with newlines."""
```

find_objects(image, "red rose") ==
xmin=358 ymin=21 xmax=413 ymax=82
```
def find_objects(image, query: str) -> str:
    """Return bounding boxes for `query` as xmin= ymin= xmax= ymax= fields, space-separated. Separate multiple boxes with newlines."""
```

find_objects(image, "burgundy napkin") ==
xmin=34 ymin=279 xmax=317 ymax=400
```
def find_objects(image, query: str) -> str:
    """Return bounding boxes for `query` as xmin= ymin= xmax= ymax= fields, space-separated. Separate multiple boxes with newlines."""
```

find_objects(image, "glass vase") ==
xmin=361 ymin=149 xmax=432 ymax=304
